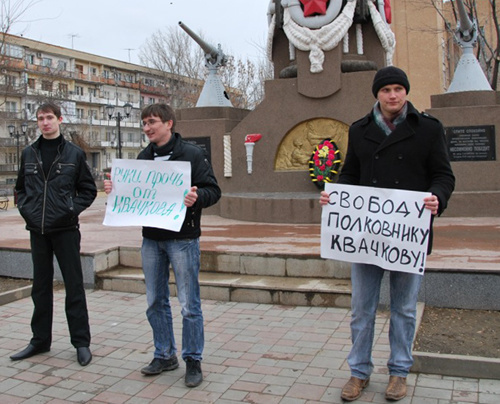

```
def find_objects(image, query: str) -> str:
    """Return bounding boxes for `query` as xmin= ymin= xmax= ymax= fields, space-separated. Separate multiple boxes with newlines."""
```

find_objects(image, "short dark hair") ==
xmin=141 ymin=104 xmax=176 ymax=132
xmin=36 ymin=101 xmax=62 ymax=119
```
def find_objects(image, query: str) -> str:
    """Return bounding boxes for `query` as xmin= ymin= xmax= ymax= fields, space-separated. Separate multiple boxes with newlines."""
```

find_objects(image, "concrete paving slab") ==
xmin=0 ymin=290 xmax=499 ymax=403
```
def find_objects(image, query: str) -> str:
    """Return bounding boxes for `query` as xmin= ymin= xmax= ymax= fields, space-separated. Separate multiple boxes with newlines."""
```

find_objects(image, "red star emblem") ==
xmin=299 ymin=0 xmax=328 ymax=17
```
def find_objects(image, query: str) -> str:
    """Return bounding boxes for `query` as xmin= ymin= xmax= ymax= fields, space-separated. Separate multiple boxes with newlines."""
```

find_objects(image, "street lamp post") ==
xmin=8 ymin=122 xmax=28 ymax=172
xmin=106 ymin=103 xmax=132 ymax=159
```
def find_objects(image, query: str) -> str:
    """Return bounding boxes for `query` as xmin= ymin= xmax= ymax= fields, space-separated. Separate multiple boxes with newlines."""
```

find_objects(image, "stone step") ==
xmin=96 ymin=267 xmax=352 ymax=308
xmin=117 ymin=247 xmax=352 ymax=280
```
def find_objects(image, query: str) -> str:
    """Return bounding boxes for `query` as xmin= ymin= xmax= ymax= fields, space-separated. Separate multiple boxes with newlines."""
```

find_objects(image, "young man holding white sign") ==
xmin=104 ymin=104 xmax=220 ymax=387
xmin=320 ymin=67 xmax=455 ymax=401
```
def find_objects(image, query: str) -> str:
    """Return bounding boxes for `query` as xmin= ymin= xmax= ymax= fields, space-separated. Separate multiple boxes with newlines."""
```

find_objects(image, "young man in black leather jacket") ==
xmin=11 ymin=101 xmax=97 ymax=366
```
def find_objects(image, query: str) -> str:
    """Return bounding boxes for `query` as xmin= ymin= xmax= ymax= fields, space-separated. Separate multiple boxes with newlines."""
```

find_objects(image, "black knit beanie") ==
xmin=372 ymin=66 xmax=410 ymax=97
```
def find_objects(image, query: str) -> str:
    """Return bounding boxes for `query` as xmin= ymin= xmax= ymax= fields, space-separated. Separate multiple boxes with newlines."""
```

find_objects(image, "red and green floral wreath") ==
xmin=309 ymin=139 xmax=342 ymax=189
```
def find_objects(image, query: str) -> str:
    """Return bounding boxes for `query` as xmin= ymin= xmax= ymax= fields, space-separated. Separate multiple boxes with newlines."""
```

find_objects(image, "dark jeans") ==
xmin=29 ymin=228 xmax=90 ymax=348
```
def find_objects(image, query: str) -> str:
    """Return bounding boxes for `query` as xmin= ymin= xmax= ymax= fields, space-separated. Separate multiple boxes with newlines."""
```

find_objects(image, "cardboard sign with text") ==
xmin=321 ymin=183 xmax=432 ymax=275
xmin=103 ymin=159 xmax=191 ymax=232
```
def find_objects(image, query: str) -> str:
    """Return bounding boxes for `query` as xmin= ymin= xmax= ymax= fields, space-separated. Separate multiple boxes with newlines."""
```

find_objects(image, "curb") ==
xmin=412 ymin=351 xmax=500 ymax=380
xmin=0 ymin=285 xmax=32 ymax=306
xmin=412 ymin=303 xmax=500 ymax=380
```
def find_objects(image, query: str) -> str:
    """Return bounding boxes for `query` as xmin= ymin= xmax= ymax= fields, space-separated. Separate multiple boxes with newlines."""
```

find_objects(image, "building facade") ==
xmin=0 ymin=34 xmax=201 ymax=193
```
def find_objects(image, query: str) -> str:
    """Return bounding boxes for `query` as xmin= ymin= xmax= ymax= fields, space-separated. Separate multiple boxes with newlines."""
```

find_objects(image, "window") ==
xmin=89 ymin=87 xmax=96 ymax=97
xmin=58 ymin=83 xmax=68 ymax=95
xmin=57 ymin=60 xmax=67 ymax=70
xmin=42 ymin=58 xmax=52 ymax=67
xmin=102 ymin=70 xmax=110 ymax=79
xmin=148 ymin=97 xmax=155 ymax=105
xmin=76 ymin=108 xmax=84 ymax=118
xmin=114 ymin=72 xmax=122 ymax=81
xmin=26 ymin=103 xmax=35 ymax=113
xmin=5 ymin=75 xmax=17 ymax=86
xmin=75 ymin=64 xmax=84 ymax=74
xmin=91 ymin=67 xmax=97 ymax=76
xmin=75 ymin=86 xmax=84 ymax=95
xmin=27 ymin=54 xmax=35 ymax=64
xmin=144 ymin=78 xmax=154 ymax=86
xmin=27 ymin=78 xmax=35 ymax=89
xmin=88 ymin=110 xmax=97 ymax=119
xmin=41 ymin=80 xmax=52 ymax=91
xmin=127 ymin=93 xmax=134 ymax=102
xmin=5 ymin=101 xmax=17 ymax=112
xmin=2 ymin=44 xmax=23 ymax=58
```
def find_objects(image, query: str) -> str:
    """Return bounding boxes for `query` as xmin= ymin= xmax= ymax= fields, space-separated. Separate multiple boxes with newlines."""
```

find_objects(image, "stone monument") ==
xmin=177 ymin=0 xmax=397 ymax=223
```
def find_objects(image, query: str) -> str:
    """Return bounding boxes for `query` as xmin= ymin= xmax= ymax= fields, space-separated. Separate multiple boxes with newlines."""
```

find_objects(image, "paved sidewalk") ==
xmin=1 ymin=289 xmax=500 ymax=403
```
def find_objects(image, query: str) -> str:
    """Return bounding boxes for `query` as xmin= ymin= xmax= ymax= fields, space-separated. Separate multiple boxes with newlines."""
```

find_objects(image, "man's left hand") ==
xmin=424 ymin=195 xmax=439 ymax=215
xmin=184 ymin=186 xmax=198 ymax=207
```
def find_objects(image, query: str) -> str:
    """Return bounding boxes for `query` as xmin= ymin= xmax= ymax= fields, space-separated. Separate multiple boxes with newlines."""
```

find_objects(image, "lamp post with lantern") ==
xmin=8 ymin=122 xmax=28 ymax=172
xmin=105 ymin=103 xmax=132 ymax=159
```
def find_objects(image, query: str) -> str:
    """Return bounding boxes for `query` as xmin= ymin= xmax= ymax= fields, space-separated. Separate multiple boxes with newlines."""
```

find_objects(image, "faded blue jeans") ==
xmin=141 ymin=237 xmax=203 ymax=362
xmin=348 ymin=263 xmax=422 ymax=379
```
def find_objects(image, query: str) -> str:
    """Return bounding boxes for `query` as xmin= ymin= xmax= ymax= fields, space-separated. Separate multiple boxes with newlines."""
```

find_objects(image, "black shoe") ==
xmin=76 ymin=347 xmax=92 ymax=366
xmin=10 ymin=344 xmax=50 ymax=361
xmin=185 ymin=358 xmax=203 ymax=387
xmin=141 ymin=357 xmax=179 ymax=375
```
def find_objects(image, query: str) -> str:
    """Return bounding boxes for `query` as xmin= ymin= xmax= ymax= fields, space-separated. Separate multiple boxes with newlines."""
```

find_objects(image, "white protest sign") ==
xmin=103 ymin=159 xmax=191 ymax=232
xmin=321 ymin=183 xmax=432 ymax=275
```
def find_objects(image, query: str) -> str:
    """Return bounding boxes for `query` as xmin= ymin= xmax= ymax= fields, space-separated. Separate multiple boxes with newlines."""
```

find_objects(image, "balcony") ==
xmin=0 ymin=164 xmax=18 ymax=173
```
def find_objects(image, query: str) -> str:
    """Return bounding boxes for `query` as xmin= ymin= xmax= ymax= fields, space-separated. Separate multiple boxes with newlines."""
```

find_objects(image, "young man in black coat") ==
xmin=11 ymin=101 xmax=97 ymax=366
xmin=320 ymin=67 xmax=455 ymax=401
xmin=104 ymin=104 xmax=221 ymax=387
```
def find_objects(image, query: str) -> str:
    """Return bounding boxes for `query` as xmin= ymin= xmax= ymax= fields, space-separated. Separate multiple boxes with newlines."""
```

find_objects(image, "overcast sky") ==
xmin=12 ymin=0 xmax=271 ymax=65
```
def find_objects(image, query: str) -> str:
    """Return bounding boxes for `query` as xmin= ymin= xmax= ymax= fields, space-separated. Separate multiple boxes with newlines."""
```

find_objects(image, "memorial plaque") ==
xmin=184 ymin=136 xmax=212 ymax=162
xmin=445 ymin=125 xmax=496 ymax=161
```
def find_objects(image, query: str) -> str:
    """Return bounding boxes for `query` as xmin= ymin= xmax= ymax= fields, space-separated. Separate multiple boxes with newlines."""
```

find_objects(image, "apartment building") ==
xmin=0 ymin=33 xmax=202 ymax=193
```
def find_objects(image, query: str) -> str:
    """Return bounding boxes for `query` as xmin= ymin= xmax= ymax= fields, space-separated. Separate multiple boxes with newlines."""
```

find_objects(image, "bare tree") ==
xmin=431 ymin=0 xmax=500 ymax=90
xmin=1 ymin=0 xmax=40 ymax=48
xmin=139 ymin=26 xmax=273 ymax=110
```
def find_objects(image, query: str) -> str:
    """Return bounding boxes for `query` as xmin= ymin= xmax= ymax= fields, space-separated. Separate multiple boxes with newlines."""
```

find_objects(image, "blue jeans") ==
xmin=141 ymin=237 xmax=203 ymax=362
xmin=348 ymin=263 xmax=422 ymax=379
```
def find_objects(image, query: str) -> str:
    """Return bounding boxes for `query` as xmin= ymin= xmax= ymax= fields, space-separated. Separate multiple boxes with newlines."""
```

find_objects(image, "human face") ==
xmin=142 ymin=116 xmax=173 ymax=147
xmin=37 ymin=111 xmax=62 ymax=139
xmin=377 ymin=84 xmax=407 ymax=120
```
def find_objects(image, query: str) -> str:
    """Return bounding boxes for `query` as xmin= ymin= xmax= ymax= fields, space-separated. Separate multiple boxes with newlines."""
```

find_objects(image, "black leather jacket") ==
xmin=138 ymin=132 xmax=221 ymax=240
xmin=15 ymin=135 xmax=97 ymax=234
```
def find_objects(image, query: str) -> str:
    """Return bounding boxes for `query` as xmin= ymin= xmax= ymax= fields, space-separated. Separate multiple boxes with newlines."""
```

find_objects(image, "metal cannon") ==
xmin=177 ymin=21 xmax=232 ymax=107
xmin=447 ymin=0 xmax=491 ymax=92
xmin=178 ymin=21 xmax=228 ymax=68
xmin=455 ymin=0 xmax=475 ymax=43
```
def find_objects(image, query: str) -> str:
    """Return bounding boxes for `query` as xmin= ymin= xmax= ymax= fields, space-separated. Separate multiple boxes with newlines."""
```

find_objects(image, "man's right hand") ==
xmin=319 ymin=190 xmax=330 ymax=206
xmin=103 ymin=179 xmax=113 ymax=194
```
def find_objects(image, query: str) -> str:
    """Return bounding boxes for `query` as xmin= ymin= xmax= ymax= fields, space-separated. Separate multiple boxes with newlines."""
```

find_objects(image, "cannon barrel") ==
xmin=456 ymin=0 xmax=474 ymax=41
xmin=178 ymin=21 xmax=220 ymax=61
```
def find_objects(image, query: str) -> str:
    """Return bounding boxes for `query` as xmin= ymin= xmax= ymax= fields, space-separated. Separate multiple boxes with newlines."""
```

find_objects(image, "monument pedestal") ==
xmin=427 ymin=91 xmax=500 ymax=216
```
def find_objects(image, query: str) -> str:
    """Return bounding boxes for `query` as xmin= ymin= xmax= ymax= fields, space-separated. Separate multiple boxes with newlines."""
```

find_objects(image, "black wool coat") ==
xmin=338 ymin=102 xmax=455 ymax=253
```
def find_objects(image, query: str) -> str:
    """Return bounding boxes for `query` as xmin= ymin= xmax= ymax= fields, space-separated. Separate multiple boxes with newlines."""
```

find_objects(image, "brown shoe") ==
xmin=385 ymin=376 xmax=407 ymax=401
xmin=341 ymin=376 xmax=370 ymax=401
